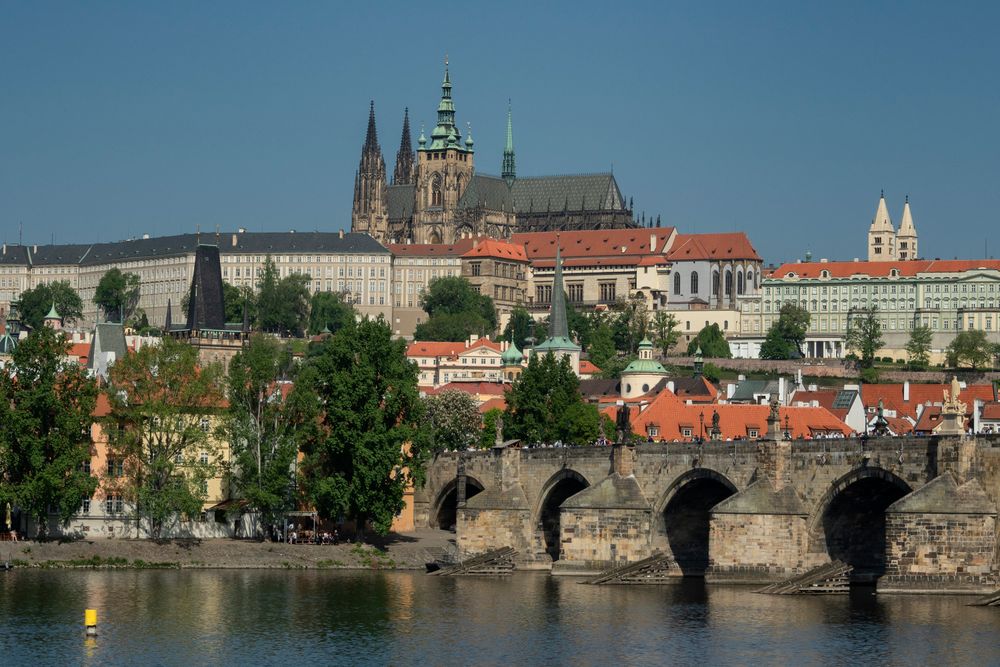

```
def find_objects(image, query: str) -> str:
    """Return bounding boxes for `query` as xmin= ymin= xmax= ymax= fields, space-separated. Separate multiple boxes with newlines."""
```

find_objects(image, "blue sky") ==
xmin=2 ymin=1 xmax=998 ymax=264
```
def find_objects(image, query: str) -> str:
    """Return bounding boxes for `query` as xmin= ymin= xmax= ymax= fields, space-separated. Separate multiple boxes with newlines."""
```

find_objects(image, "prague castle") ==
xmin=351 ymin=61 xmax=637 ymax=245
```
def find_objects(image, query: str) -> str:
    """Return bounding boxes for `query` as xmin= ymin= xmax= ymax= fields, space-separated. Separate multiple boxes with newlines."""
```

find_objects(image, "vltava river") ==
xmin=2 ymin=570 xmax=999 ymax=666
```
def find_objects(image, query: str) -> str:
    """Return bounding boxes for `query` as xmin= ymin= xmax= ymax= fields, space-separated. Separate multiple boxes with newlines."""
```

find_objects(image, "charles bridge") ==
xmin=416 ymin=432 xmax=1000 ymax=593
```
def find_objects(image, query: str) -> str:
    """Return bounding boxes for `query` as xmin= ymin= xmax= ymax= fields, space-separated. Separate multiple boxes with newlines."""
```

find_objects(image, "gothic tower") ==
xmin=867 ymin=191 xmax=896 ymax=261
xmin=413 ymin=58 xmax=476 ymax=244
xmin=393 ymin=108 xmax=415 ymax=185
xmin=351 ymin=101 xmax=389 ymax=241
xmin=502 ymin=102 xmax=516 ymax=187
xmin=896 ymin=195 xmax=918 ymax=260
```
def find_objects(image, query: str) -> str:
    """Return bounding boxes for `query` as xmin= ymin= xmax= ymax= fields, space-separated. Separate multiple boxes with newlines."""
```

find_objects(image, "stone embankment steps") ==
xmin=755 ymin=560 xmax=853 ymax=595
xmin=428 ymin=547 xmax=516 ymax=576
xmin=969 ymin=589 xmax=1000 ymax=606
xmin=582 ymin=552 xmax=677 ymax=585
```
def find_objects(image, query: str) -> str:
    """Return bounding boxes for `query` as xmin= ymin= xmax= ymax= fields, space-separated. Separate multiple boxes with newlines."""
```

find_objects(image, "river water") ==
xmin=2 ymin=570 xmax=998 ymax=666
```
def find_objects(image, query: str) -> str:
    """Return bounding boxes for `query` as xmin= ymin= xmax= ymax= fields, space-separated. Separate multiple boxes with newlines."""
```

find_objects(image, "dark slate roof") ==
xmin=0 ymin=245 xmax=30 ymax=266
xmin=511 ymin=173 xmax=625 ymax=213
xmin=87 ymin=323 xmax=128 ymax=370
xmin=457 ymin=174 xmax=513 ymax=211
xmin=0 ymin=232 xmax=389 ymax=268
xmin=387 ymin=184 xmax=416 ymax=221
xmin=729 ymin=379 xmax=790 ymax=402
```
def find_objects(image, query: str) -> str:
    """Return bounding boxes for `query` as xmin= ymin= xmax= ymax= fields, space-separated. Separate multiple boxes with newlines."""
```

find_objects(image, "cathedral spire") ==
xmin=364 ymin=100 xmax=379 ymax=152
xmin=502 ymin=101 xmax=516 ymax=186
xmin=427 ymin=56 xmax=465 ymax=151
xmin=549 ymin=243 xmax=569 ymax=340
xmin=393 ymin=107 xmax=415 ymax=185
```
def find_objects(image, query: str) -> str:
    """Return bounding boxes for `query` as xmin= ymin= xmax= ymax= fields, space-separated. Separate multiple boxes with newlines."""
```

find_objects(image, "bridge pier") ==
xmin=428 ymin=435 xmax=1000 ymax=590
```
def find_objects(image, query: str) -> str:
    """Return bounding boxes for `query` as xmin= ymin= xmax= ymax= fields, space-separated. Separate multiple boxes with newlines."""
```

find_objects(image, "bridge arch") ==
xmin=655 ymin=468 xmax=738 ymax=576
xmin=810 ymin=467 xmax=912 ymax=581
xmin=431 ymin=475 xmax=485 ymax=531
xmin=534 ymin=468 xmax=592 ymax=562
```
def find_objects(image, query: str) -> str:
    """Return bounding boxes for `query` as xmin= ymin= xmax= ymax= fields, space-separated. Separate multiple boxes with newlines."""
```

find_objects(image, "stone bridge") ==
xmin=416 ymin=434 xmax=1000 ymax=593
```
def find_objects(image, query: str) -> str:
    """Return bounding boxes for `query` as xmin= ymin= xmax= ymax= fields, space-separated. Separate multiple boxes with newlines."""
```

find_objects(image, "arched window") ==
xmin=712 ymin=271 xmax=720 ymax=296
xmin=737 ymin=272 xmax=745 ymax=295
xmin=724 ymin=271 xmax=733 ymax=296
xmin=673 ymin=272 xmax=682 ymax=295
xmin=431 ymin=173 xmax=443 ymax=207
xmin=456 ymin=173 xmax=463 ymax=201
xmin=690 ymin=272 xmax=699 ymax=294
xmin=747 ymin=270 xmax=755 ymax=289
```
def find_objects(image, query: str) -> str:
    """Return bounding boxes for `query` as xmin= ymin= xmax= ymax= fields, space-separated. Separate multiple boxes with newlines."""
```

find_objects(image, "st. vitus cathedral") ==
xmin=351 ymin=61 xmax=639 ymax=245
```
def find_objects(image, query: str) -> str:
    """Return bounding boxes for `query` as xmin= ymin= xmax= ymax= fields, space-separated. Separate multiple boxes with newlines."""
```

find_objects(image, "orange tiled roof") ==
xmin=771 ymin=259 xmax=1000 ymax=280
xmin=425 ymin=382 xmax=507 ymax=397
xmin=512 ymin=229 xmax=676 ymax=261
xmin=478 ymin=397 xmax=507 ymax=414
xmin=861 ymin=383 xmax=994 ymax=420
xmin=579 ymin=359 xmax=602 ymax=375
xmin=626 ymin=391 xmax=851 ymax=441
xmin=462 ymin=338 xmax=502 ymax=353
xmin=981 ymin=402 xmax=1000 ymax=420
xmin=792 ymin=389 xmax=840 ymax=408
xmin=406 ymin=341 xmax=468 ymax=358
xmin=461 ymin=239 xmax=528 ymax=262
xmin=665 ymin=233 xmax=762 ymax=262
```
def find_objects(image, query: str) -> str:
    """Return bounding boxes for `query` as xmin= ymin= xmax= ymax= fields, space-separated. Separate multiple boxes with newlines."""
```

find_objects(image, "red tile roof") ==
xmin=407 ymin=341 xmax=468 ymax=358
xmin=424 ymin=382 xmax=507 ymax=397
xmin=618 ymin=390 xmax=851 ymax=441
xmin=512 ymin=229 xmax=676 ymax=262
xmin=478 ymin=397 xmax=507 ymax=414
xmin=771 ymin=259 xmax=1000 ymax=280
xmin=665 ymin=233 xmax=762 ymax=262
xmin=579 ymin=359 xmax=602 ymax=375
xmin=981 ymin=403 xmax=1000 ymax=420
xmin=861 ymin=383 xmax=994 ymax=420
xmin=388 ymin=239 xmax=477 ymax=257
xmin=461 ymin=239 xmax=528 ymax=262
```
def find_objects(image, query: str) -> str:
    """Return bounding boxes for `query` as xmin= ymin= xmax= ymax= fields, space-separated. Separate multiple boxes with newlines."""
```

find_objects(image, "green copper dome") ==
xmin=622 ymin=357 xmax=668 ymax=375
xmin=502 ymin=341 xmax=522 ymax=365
xmin=44 ymin=302 xmax=61 ymax=321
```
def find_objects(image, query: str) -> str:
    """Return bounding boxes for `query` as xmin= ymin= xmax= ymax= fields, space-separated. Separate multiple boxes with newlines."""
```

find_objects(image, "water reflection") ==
xmin=2 ymin=570 xmax=1000 ymax=666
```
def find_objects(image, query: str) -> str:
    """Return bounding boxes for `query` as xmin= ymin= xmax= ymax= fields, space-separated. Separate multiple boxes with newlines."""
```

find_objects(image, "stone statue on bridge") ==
xmin=939 ymin=376 xmax=969 ymax=435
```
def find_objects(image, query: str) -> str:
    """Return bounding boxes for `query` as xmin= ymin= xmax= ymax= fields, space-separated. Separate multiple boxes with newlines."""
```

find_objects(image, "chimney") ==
xmin=338 ymin=230 xmax=344 ymax=239
xmin=650 ymin=233 xmax=657 ymax=252
xmin=808 ymin=384 xmax=818 ymax=391
xmin=778 ymin=377 xmax=786 ymax=404
xmin=2 ymin=243 xmax=5 ymax=255
xmin=667 ymin=380 xmax=675 ymax=394
xmin=903 ymin=380 xmax=910 ymax=403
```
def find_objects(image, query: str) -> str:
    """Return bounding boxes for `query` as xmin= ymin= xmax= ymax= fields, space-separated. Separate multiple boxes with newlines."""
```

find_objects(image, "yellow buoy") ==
xmin=85 ymin=609 xmax=98 ymax=636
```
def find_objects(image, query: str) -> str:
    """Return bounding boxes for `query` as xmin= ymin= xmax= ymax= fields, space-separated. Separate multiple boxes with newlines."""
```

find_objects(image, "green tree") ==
xmin=16 ymin=281 xmax=84 ymax=330
xmin=94 ymin=268 xmax=141 ymax=324
xmin=297 ymin=317 xmax=427 ymax=536
xmin=945 ymin=330 xmax=996 ymax=370
xmin=0 ymin=327 xmax=98 ymax=536
xmin=308 ymin=291 xmax=355 ymax=335
xmin=223 ymin=335 xmax=315 ymax=536
xmin=905 ymin=325 xmax=933 ymax=370
xmin=650 ymin=310 xmax=680 ymax=357
xmin=223 ymin=282 xmax=256 ymax=325
xmin=505 ymin=352 xmax=601 ymax=445
xmin=105 ymin=338 xmax=226 ymax=539
xmin=416 ymin=276 xmax=497 ymax=341
xmin=586 ymin=318 xmax=617 ymax=370
xmin=759 ymin=303 xmax=810 ymax=360
xmin=610 ymin=294 xmax=649 ymax=353
xmin=501 ymin=307 xmax=535 ymax=349
xmin=257 ymin=257 xmax=310 ymax=336
xmin=845 ymin=305 xmax=884 ymax=368
xmin=686 ymin=323 xmax=732 ymax=358
xmin=480 ymin=408 xmax=504 ymax=449
xmin=423 ymin=389 xmax=482 ymax=455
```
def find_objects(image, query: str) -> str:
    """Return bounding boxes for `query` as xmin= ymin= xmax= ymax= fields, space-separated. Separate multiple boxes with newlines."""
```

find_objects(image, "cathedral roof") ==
xmin=387 ymin=184 xmax=416 ymax=221
xmin=457 ymin=174 xmax=513 ymax=211
xmin=898 ymin=198 xmax=917 ymax=236
xmin=869 ymin=192 xmax=894 ymax=232
xmin=665 ymin=232 xmax=762 ymax=262
xmin=512 ymin=173 xmax=625 ymax=213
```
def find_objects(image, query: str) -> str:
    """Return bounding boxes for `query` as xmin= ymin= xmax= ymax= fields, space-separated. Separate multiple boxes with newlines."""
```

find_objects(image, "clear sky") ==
xmin=2 ymin=1 xmax=998 ymax=265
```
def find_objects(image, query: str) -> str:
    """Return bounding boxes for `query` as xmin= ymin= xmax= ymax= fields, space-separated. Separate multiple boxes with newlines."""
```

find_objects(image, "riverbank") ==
xmin=0 ymin=528 xmax=455 ymax=570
